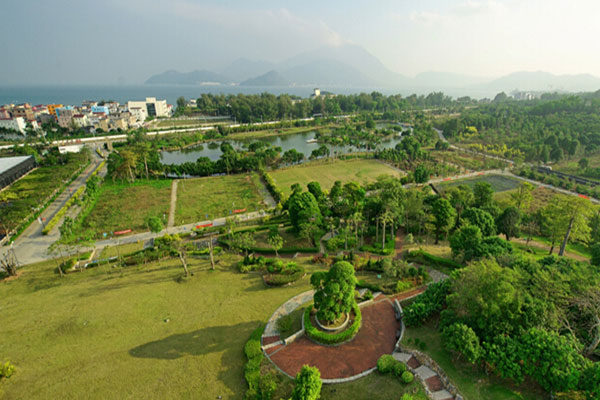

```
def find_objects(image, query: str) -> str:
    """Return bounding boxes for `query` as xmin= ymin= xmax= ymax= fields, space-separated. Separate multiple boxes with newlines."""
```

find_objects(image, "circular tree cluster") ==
xmin=310 ymin=261 xmax=357 ymax=324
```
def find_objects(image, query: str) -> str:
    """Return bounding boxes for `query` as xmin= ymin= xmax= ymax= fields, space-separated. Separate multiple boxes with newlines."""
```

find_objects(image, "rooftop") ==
xmin=0 ymin=156 xmax=33 ymax=175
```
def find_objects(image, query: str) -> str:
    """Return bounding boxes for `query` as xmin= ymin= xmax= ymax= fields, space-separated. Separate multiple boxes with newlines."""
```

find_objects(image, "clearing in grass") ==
xmin=175 ymin=173 xmax=266 ymax=225
xmin=81 ymin=179 xmax=172 ymax=238
xmin=271 ymin=158 xmax=404 ymax=196
xmin=437 ymin=174 xmax=521 ymax=193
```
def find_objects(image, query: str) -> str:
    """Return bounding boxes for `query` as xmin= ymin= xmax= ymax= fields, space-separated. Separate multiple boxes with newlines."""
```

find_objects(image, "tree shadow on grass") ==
xmin=129 ymin=320 xmax=261 ymax=395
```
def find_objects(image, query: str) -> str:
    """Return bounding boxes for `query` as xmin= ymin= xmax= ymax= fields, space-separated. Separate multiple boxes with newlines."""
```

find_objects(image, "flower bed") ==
xmin=303 ymin=302 xmax=362 ymax=345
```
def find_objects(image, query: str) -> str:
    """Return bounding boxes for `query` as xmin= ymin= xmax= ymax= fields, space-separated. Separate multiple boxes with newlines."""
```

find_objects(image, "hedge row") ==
xmin=44 ymin=160 xmax=106 ymax=236
xmin=406 ymin=249 xmax=463 ymax=270
xmin=359 ymin=238 xmax=395 ymax=255
xmin=42 ymin=186 xmax=86 ymax=235
xmin=243 ymin=324 xmax=266 ymax=400
xmin=259 ymin=168 xmax=285 ymax=204
xmin=263 ymin=265 xmax=305 ymax=286
xmin=304 ymin=302 xmax=362 ymax=345
xmin=219 ymin=238 xmax=319 ymax=254
xmin=356 ymin=280 xmax=383 ymax=293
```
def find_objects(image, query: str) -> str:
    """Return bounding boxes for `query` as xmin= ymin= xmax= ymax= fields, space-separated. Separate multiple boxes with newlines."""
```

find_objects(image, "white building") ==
xmin=129 ymin=106 xmax=148 ymax=123
xmin=72 ymin=114 xmax=89 ymax=128
xmin=0 ymin=117 xmax=28 ymax=134
xmin=127 ymin=97 xmax=169 ymax=120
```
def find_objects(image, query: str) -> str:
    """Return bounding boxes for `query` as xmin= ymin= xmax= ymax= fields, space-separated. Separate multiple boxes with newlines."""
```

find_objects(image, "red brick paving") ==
xmin=269 ymin=300 xmax=400 ymax=379
xmin=392 ymin=287 xmax=426 ymax=302
xmin=407 ymin=356 xmax=421 ymax=369
xmin=426 ymin=375 xmax=445 ymax=392
xmin=266 ymin=344 xmax=284 ymax=355
xmin=262 ymin=335 xmax=280 ymax=346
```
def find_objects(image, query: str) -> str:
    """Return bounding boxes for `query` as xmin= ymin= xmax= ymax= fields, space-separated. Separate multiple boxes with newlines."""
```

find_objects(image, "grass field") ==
xmin=0 ymin=152 xmax=88 ymax=234
xmin=271 ymin=159 xmax=404 ymax=196
xmin=82 ymin=179 xmax=172 ymax=238
xmin=0 ymin=255 xmax=426 ymax=399
xmin=175 ymin=173 xmax=266 ymax=225
xmin=438 ymin=174 xmax=521 ymax=193
xmin=401 ymin=319 xmax=546 ymax=400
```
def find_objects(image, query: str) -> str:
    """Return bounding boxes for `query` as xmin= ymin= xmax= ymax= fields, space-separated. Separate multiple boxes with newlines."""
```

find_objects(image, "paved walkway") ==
xmin=267 ymin=297 xmax=400 ymax=380
xmin=1 ymin=152 xmax=105 ymax=265
xmin=168 ymin=180 xmax=178 ymax=228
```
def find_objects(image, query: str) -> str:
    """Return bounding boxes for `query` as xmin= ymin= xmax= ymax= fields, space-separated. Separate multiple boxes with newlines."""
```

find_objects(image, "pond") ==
xmin=161 ymin=125 xmax=408 ymax=165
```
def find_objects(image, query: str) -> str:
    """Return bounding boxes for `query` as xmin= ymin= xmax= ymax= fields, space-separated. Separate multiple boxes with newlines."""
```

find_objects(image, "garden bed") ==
xmin=303 ymin=303 xmax=362 ymax=346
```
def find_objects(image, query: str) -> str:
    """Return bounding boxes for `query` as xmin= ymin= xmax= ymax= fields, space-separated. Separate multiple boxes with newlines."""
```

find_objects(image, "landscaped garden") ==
xmin=175 ymin=173 xmax=266 ymax=225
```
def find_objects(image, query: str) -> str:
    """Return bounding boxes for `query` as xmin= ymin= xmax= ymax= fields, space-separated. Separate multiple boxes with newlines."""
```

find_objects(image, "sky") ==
xmin=1 ymin=0 xmax=599 ymax=85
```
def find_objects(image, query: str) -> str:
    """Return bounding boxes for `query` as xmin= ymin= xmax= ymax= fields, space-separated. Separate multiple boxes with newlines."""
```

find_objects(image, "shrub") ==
xmin=244 ymin=338 xmax=262 ymax=360
xmin=400 ymin=394 xmax=414 ymax=400
xmin=392 ymin=360 xmax=407 ymax=376
xmin=406 ymin=250 xmax=463 ymax=270
xmin=356 ymin=280 xmax=382 ymax=293
xmin=403 ymin=280 xmax=450 ymax=327
xmin=395 ymin=280 xmax=412 ymax=293
xmin=0 ymin=361 xmax=15 ymax=379
xmin=401 ymin=371 xmax=414 ymax=384
xmin=291 ymin=365 xmax=322 ymax=400
xmin=243 ymin=324 xmax=265 ymax=398
xmin=363 ymin=289 xmax=373 ymax=300
xmin=304 ymin=303 xmax=362 ymax=345
xmin=377 ymin=354 xmax=396 ymax=374
xmin=442 ymin=323 xmax=482 ymax=364
xmin=263 ymin=263 xmax=305 ymax=286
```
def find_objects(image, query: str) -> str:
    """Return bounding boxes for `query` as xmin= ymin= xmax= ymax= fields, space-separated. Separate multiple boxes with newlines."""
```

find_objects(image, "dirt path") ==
xmin=168 ymin=180 xmax=178 ymax=228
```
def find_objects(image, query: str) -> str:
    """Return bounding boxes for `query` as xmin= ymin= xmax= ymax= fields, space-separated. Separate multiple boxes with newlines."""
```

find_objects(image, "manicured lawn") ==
xmin=82 ymin=179 xmax=172 ymax=238
xmin=175 ymin=173 xmax=267 ymax=225
xmin=438 ymin=174 xmax=521 ymax=193
xmin=0 ymin=152 xmax=88 ymax=234
xmin=0 ymin=253 xmax=430 ymax=399
xmin=0 ymin=254 xmax=322 ymax=399
xmin=401 ymin=319 xmax=546 ymax=400
xmin=271 ymin=159 xmax=403 ymax=196
xmin=98 ymin=241 xmax=144 ymax=259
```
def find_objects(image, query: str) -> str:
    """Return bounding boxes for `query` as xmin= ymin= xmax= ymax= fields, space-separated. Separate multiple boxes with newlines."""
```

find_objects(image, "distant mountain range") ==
xmin=145 ymin=44 xmax=600 ymax=96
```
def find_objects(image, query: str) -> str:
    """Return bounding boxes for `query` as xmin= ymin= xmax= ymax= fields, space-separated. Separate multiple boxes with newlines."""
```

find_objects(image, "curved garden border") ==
xmin=303 ymin=303 xmax=362 ymax=346
xmin=262 ymin=290 xmax=401 ymax=383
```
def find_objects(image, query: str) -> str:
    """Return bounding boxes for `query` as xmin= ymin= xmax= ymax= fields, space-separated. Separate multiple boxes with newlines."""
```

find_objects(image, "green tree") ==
xmin=431 ymin=198 xmax=456 ymax=244
xmin=473 ymin=182 xmax=493 ymax=208
xmin=462 ymin=207 xmax=496 ymax=236
xmin=291 ymin=365 xmax=322 ymax=400
xmin=497 ymin=206 xmax=521 ymax=241
xmin=146 ymin=216 xmax=163 ymax=233
xmin=447 ymin=258 xmax=524 ymax=339
xmin=442 ymin=323 xmax=482 ymax=363
xmin=450 ymin=225 xmax=482 ymax=262
xmin=578 ymin=157 xmax=590 ymax=170
xmin=287 ymin=190 xmax=322 ymax=231
xmin=311 ymin=261 xmax=357 ymax=323
xmin=267 ymin=233 xmax=283 ymax=257
xmin=510 ymin=182 xmax=534 ymax=211
xmin=557 ymin=196 xmax=593 ymax=256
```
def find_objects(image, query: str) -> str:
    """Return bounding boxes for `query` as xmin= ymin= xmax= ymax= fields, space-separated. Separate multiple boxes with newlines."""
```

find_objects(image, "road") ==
xmin=1 ymin=151 xmax=105 ymax=266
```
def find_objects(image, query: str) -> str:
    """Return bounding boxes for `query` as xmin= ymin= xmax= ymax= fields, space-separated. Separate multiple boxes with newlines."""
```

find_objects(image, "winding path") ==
xmin=167 ymin=180 xmax=178 ymax=228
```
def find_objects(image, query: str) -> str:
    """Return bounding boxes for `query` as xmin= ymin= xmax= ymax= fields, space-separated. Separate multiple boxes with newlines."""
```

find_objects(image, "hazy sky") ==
xmin=2 ymin=0 xmax=599 ymax=85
